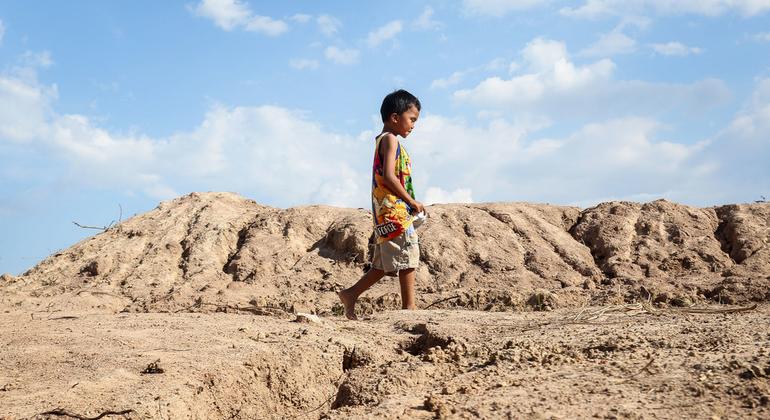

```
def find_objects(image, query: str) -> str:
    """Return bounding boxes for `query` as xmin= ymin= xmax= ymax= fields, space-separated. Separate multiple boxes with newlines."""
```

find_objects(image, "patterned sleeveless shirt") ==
xmin=371 ymin=132 xmax=415 ymax=243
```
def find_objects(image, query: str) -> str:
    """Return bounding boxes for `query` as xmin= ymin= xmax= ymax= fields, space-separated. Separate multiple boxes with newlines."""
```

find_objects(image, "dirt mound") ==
xmin=2 ymin=192 xmax=770 ymax=419
xmin=571 ymin=200 xmax=731 ymax=279
xmin=2 ymin=193 xmax=769 ymax=315
xmin=717 ymin=204 xmax=770 ymax=273
xmin=571 ymin=199 xmax=770 ymax=306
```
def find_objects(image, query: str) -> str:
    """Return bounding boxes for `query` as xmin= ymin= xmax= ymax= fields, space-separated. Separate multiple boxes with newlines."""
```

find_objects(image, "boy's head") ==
xmin=380 ymin=89 xmax=421 ymax=123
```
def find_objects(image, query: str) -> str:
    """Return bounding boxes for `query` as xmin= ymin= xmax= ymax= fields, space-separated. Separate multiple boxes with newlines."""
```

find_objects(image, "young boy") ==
xmin=338 ymin=89 xmax=426 ymax=320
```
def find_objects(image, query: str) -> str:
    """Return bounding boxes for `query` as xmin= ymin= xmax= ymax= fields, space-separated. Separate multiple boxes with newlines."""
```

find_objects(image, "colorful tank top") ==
xmin=371 ymin=132 xmax=415 ymax=243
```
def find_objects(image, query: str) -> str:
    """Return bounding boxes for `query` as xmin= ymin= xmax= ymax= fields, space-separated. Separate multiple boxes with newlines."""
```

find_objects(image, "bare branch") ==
xmin=72 ymin=204 xmax=124 ymax=231
xmin=72 ymin=222 xmax=110 ymax=231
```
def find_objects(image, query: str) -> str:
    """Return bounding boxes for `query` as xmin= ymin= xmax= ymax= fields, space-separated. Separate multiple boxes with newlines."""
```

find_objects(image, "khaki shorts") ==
xmin=372 ymin=230 xmax=419 ymax=276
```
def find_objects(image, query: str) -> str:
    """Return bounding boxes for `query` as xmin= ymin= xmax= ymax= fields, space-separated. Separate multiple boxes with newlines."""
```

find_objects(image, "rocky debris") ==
xmin=0 ymin=273 xmax=16 ymax=283
xmin=294 ymin=313 xmax=323 ymax=324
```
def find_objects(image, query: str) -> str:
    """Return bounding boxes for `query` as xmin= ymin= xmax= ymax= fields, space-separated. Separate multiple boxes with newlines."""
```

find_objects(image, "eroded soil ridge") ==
xmin=2 ymin=192 xmax=769 ymax=315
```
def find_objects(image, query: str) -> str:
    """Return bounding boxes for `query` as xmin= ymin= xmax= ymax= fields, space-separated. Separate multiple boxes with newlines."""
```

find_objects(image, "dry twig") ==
xmin=175 ymin=301 xmax=291 ymax=317
xmin=670 ymin=304 xmax=757 ymax=314
xmin=72 ymin=205 xmax=123 ymax=232
xmin=425 ymin=295 xmax=461 ymax=309
xmin=39 ymin=408 xmax=133 ymax=420
xmin=570 ymin=302 xmax=757 ymax=323
xmin=72 ymin=222 xmax=112 ymax=231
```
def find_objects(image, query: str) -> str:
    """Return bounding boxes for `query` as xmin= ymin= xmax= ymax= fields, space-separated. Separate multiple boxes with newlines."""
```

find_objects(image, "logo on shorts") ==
xmin=375 ymin=221 xmax=398 ymax=237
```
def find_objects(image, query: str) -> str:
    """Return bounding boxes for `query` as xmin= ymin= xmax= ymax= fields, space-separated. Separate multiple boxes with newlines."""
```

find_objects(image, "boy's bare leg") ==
xmin=399 ymin=268 xmax=416 ymax=310
xmin=338 ymin=268 xmax=385 ymax=320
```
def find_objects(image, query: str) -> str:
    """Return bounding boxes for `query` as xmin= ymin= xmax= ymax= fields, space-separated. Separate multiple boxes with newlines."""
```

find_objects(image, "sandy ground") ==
xmin=1 ymin=305 xmax=768 ymax=419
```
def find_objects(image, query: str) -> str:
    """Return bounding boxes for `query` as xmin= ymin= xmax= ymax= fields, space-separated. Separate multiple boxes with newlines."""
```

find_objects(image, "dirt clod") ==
xmin=141 ymin=359 xmax=164 ymax=374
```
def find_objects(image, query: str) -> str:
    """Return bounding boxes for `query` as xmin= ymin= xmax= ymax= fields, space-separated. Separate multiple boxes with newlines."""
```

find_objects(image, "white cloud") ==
xmin=560 ymin=1 xmax=616 ymax=18
xmin=191 ymin=0 xmax=251 ymax=30
xmin=324 ymin=46 xmax=359 ymax=65
xmin=317 ymin=14 xmax=341 ymax=37
xmin=289 ymin=58 xmax=319 ymax=70
xmin=579 ymin=18 xmax=648 ymax=58
xmin=462 ymin=0 xmax=550 ymax=16
xmin=579 ymin=30 xmax=637 ymax=57
xmin=290 ymin=14 xmax=311 ymax=24
xmin=413 ymin=6 xmax=442 ymax=30
xmin=562 ymin=0 xmax=770 ymax=19
xmin=453 ymin=37 xmax=729 ymax=117
xmin=244 ymin=16 xmax=289 ymax=35
xmin=407 ymin=114 xmax=547 ymax=199
xmin=455 ymin=38 xmax=615 ymax=106
xmin=366 ymin=21 xmax=403 ymax=48
xmin=418 ymin=80 xmax=768 ymax=206
xmin=522 ymin=38 xmax=571 ymax=71
xmin=617 ymin=15 xmax=652 ymax=29
xmin=0 ymin=73 xmax=371 ymax=205
xmin=431 ymin=71 xmax=465 ymax=89
xmin=651 ymin=41 xmax=703 ymax=56
xmin=409 ymin=112 xmax=710 ymax=205
xmin=2 ymin=63 xmax=768 ymax=212
xmin=0 ymin=61 xmax=373 ymax=206
xmin=457 ymin=75 xmax=538 ymax=104
xmin=0 ymin=75 xmax=56 ymax=143
xmin=485 ymin=57 xmax=507 ymax=71
xmin=425 ymin=187 xmax=474 ymax=205
xmin=558 ymin=118 xmax=694 ymax=169
xmin=160 ymin=105 xmax=369 ymax=206
xmin=431 ymin=58 xmax=512 ymax=90
xmin=190 ymin=0 xmax=287 ymax=36
xmin=696 ymin=78 xmax=770 ymax=202
xmin=50 ymin=114 xmax=156 ymax=169
xmin=144 ymin=184 xmax=180 ymax=200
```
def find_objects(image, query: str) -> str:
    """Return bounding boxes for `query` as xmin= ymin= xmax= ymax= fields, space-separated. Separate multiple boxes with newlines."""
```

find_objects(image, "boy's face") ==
xmin=390 ymin=104 xmax=420 ymax=138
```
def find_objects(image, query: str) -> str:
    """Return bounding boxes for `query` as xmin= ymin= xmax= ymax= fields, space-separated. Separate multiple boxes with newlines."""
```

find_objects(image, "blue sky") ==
xmin=1 ymin=0 xmax=769 ymax=275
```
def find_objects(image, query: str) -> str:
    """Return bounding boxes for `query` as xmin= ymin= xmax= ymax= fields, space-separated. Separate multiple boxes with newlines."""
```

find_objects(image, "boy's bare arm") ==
xmin=380 ymin=133 xmax=425 ymax=214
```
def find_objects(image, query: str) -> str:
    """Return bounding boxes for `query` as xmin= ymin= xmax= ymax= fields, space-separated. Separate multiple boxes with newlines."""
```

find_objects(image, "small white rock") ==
xmin=294 ymin=313 xmax=322 ymax=324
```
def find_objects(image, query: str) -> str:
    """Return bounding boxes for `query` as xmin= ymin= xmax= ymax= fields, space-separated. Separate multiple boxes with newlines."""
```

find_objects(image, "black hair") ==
xmin=380 ymin=89 xmax=421 ymax=122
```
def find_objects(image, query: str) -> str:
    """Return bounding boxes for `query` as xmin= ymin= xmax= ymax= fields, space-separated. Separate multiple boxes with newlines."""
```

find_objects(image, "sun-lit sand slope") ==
xmin=1 ymin=192 xmax=769 ymax=418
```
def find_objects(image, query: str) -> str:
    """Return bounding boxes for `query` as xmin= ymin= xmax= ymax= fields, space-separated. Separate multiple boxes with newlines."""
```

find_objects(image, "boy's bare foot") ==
xmin=338 ymin=290 xmax=357 ymax=320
